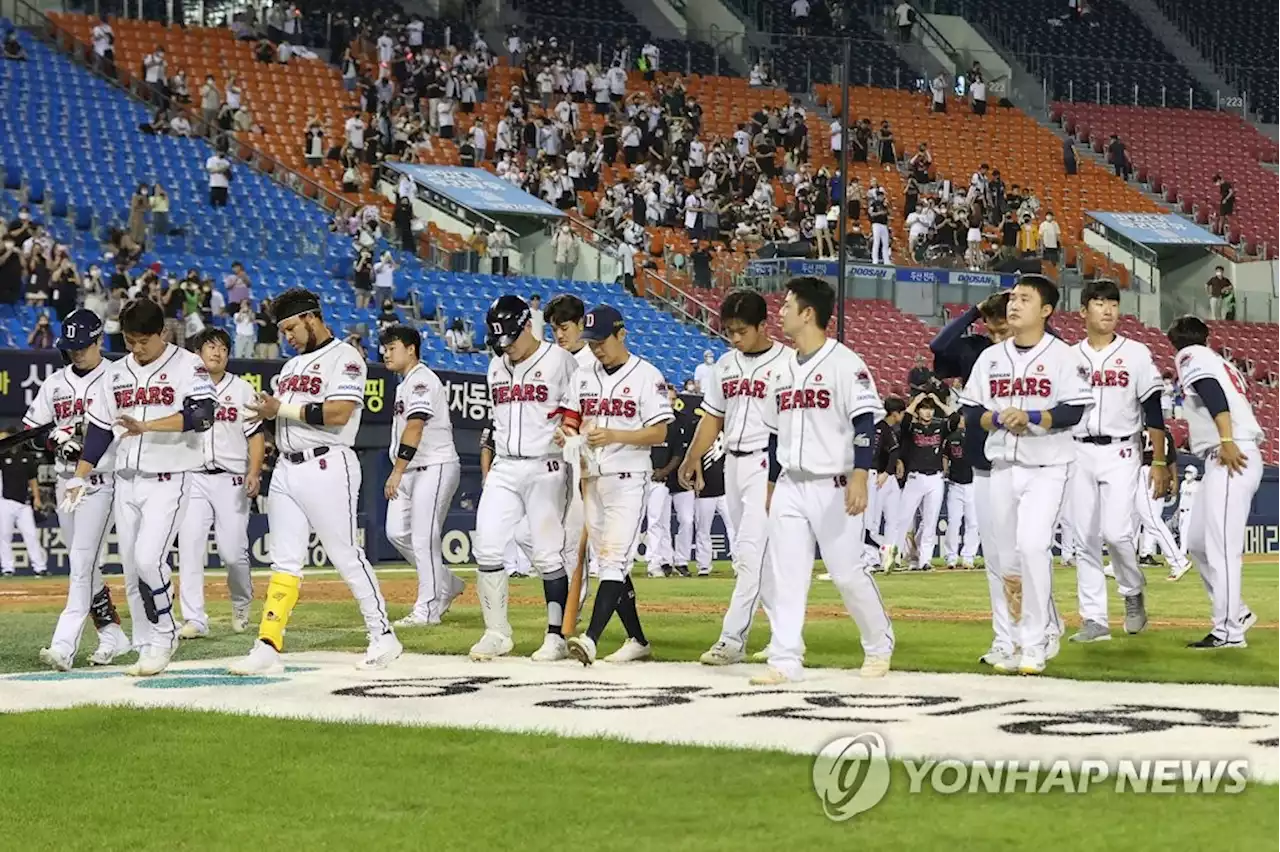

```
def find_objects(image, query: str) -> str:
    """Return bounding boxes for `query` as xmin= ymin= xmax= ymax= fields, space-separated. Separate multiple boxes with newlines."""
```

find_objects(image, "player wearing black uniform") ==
xmin=942 ymin=415 xmax=978 ymax=568
xmin=865 ymin=397 xmax=905 ymax=571
xmin=692 ymin=435 xmax=733 ymax=576
xmin=890 ymin=394 xmax=947 ymax=570
xmin=666 ymin=406 xmax=696 ymax=576
xmin=1135 ymin=427 xmax=1187 ymax=575
xmin=0 ymin=438 xmax=48 ymax=576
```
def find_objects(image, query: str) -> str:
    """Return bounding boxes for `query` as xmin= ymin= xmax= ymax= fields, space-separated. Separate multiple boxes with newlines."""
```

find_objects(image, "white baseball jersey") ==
xmin=1071 ymin=335 xmax=1161 ymax=439
xmin=87 ymin=343 xmax=216 ymax=473
xmin=701 ymin=341 xmax=791 ymax=453
xmin=273 ymin=338 xmax=367 ymax=453
xmin=487 ymin=341 xmax=578 ymax=459
xmin=1174 ymin=344 xmax=1264 ymax=456
xmin=958 ymin=333 xmax=1094 ymax=467
xmin=569 ymin=343 xmax=598 ymax=371
xmin=761 ymin=340 xmax=885 ymax=476
xmin=1179 ymin=478 xmax=1198 ymax=514
xmin=390 ymin=361 xmax=458 ymax=469
xmin=22 ymin=360 xmax=117 ymax=475
xmin=204 ymin=372 xmax=261 ymax=475
xmin=569 ymin=354 xmax=674 ymax=475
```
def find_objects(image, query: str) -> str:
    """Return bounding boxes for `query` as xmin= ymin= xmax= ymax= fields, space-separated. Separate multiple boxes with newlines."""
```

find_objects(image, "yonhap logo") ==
xmin=812 ymin=732 xmax=892 ymax=820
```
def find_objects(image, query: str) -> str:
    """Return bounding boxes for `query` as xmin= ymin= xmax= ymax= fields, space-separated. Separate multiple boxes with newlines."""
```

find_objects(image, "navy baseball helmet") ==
xmin=57 ymin=309 xmax=104 ymax=351
xmin=579 ymin=304 xmax=625 ymax=342
xmin=485 ymin=295 xmax=531 ymax=355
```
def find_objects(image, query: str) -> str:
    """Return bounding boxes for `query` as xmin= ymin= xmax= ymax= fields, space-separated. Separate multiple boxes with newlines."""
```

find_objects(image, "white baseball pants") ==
xmin=864 ymin=475 xmax=900 ymax=565
xmin=717 ymin=450 xmax=774 ymax=651
xmin=871 ymin=222 xmax=891 ymax=264
xmin=973 ymin=469 xmax=1015 ymax=653
xmin=504 ymin=519 xmax=533 ymax=574
xmin=1070 ymin=441 xmax=1144 ymax=628
xmin=672 ymin=489 xmax=696 ymax=565
xmin=177 ymin=471 xmax=253 ymax=632
xmin=1177 ymin=509 xmax=1192 ymax=559
xmin=473 ymin=456 xmax=571 ymax=576
xmin=693 ymin=496 xmax=731 ymax=572
xmin=0 ymin=498 xmax=47 ymax=573
xmin=766 ymin=472 xmax=894 ymax=678
xmin=585 ymin=472 xmax=648 ymax=582
xmin=643 ymin=481 xmax=672 ymax=569
xmin=385 ymin=461 xmax=461 ymax=618
xmin=988 ymin=461 xmax=1069 ymax=662
xmin=942 ymin=480 xmax=979 ymax=564
xmin=267 ymin=447 xmax=391 ymax=637
xmin=1185 ymin=444 xmax=1263 ymax=644
xmin=1134 ymin=465 xmax=1186 ymax=571
xmin=893 ymin=472 xmax=944 ymax=565
xmin=112 ymin=470 xmax=192 ymax=651
xmin=48 ymin=474 xmax=120 ymax=659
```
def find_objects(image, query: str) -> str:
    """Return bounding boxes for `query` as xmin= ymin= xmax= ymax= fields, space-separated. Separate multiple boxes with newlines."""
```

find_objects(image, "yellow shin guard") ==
xmin=259 ymin=572 xmax=301 ymax=651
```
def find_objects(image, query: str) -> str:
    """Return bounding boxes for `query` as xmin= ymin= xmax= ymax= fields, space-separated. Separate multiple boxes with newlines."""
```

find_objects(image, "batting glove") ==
xmin=59 ymin=477 xmax=88 ymax=513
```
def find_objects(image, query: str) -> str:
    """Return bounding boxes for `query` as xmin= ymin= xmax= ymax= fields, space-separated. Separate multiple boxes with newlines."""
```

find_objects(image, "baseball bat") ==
xmin=0 ymin=422 xmax=55 ymax=454
xmin=563 ymin=524 xmax=589 ymax=635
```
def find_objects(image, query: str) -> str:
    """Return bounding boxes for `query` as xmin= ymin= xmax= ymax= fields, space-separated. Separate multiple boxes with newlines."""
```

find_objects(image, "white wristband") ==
xmin=277 ymin=403 xmax=304 ymax=422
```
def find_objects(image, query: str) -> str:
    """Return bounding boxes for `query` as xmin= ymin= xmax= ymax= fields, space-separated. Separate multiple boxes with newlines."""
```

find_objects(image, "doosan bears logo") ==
xmin=493 ymin=383 xmax=550 ymax=405
xmin=1091 ymin=369 xmax=1131 ymax=388
xmin=722 ymin=378 xmax=767 ymax=400
xmin=343 ymin=361 xmax=362 ymax=378
xmin=989 ymin=377 xmax=1053 ymax=398
xmin=53 ymin=398 xmax=91 ymax=419
xmin=581 ymin=398 xmax=638 ymax=417
xmin=278 ymin=374 xmax=324 ymax=395
xmin=115 ymin=386 xmax=175 ymax=408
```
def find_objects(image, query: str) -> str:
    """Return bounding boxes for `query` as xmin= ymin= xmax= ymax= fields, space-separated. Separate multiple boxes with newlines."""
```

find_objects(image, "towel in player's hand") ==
xmin=59 ymin=476 xmax=89 ymax=513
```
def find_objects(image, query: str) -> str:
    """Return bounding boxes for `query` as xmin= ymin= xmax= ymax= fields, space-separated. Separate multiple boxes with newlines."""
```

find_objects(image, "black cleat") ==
xmin=674 ymin=564 xmax=692 ymax=578
xmin=1187 ymin=633 xmax=1247 ymax=649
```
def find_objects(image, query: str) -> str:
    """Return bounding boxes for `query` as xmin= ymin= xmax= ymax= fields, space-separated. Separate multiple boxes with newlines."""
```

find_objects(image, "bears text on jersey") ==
xmin=1090 ymin=369 xmax=1130 ymax=388
xmin=988 ymin=376 xmax=1053 ymax=398
xmin=776 ymin=387 xmax=832 ymax=411
xmin=492 ymin=382 xmax=551 ymax=405
xmin=721 ymin=377 xmax=768 ymax=401
xmin=278 ymin=374 xmax=324 ymax=396
xmin=114 ymin=385 xmax=175 ymax=408
xmin=54 ymin=397 xmax=91 ymax=419
xmin=580 ymin=396 xmax=638 ymax=418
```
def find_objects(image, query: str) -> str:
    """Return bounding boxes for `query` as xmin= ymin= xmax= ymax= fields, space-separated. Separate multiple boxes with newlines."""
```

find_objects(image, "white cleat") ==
xmin=231 ymin=607 xmax=251 ymax=634
xmin=469 ymin=631 xmax=514 ymax=661
xmin=700 ymin=641 xmax=746 ymax=666
xmin=816 ymin=572 xmax=832 ymax=581
xmin=89 ymin=624 xmax=132 ymax=666
xmin=394 ymin=610 xmax=440 ymax=628
xmin=440 ymin=574 xmax=466 ymax=617
xmin=531 ymin=633 xmax=568 ymax=662
xmin=178 ymin=622 xmax=209 ymax=640
xmin=126 ymin=642 xmax=175 ymax=677
xmin=860 ymin=654 xmax=892 ymax=679
xmin=1242 ymin=610 xmax=1257 ymax=633
xmin=1167 ymin=561 xmax=1193 ymax=582
xmin=1017 ymin=655 xmax=1047 ymax=676
xmin=749 ymin=666 xmax=803 ymax=685
xmin=980 ymin=646 xmax=1017 ymax=669
xmin=1045 ymin=633 xmax=1061 ymax=660
xmin=38 ymin=647 xmax=73 ymax=672
xmin=566 ymin=634 xmax=597 ymax=666
xmin=992 ymin=655 xmax=1021 ymax=674
xmin=229 ymin=640 xmax=283 ymax=676
xmin=357 ymin=631 xmax=403 ymax=671
xmin=604 ymin=638 xmax=652 ymax=663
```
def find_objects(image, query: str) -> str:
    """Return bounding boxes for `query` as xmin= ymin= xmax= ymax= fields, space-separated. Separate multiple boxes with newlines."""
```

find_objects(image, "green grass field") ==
xmin=0 ymin=560 xmax=1275 ymax=850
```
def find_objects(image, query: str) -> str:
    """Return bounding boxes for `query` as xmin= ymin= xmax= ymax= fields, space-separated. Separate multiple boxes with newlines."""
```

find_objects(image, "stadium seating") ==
xmin=0 ymin=25 xmax=726 ymax=383
xmin=1153 ymin=0 xmax=1278 ymax=123
xmin=932 ymin=0 xmax=1210 ymax=111
xmin=1056 ymin=104 xmax=1279 ymax=255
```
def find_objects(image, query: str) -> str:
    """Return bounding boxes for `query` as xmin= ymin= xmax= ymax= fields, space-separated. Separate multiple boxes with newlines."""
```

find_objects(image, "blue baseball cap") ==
xmin=580 ymin=305 xmax=625 ymax=342
xmin=57 ymin=309 xmax=104 ymax=350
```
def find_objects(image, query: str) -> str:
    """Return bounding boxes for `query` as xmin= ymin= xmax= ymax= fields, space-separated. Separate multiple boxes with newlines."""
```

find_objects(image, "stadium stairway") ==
xmin=0 ymin=23 xmax=726 ymax=383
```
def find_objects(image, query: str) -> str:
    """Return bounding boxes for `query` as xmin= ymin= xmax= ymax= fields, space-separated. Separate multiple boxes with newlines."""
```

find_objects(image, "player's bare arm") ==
xmin=678 ymin=412 xmax=723 ymax=490
xmin=385 ymin=415 xmax=425 ymax=500
xmin=245 ymin=431 xmax=266 ymax=499
xmin=247 ymin=396 xmax=358 ymax=427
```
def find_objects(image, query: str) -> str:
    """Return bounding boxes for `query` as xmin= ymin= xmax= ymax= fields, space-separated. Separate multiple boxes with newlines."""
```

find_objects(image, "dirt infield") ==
xmin=2 ymin=576 xmax=1271 ymax=630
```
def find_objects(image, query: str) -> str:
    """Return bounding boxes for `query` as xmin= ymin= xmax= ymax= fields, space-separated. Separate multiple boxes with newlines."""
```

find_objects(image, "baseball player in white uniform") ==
xmin=229 ymin=288 xmax=402 ymax=674
xmin=560 ymin=305 xmax=674 ymax=665
xmin=750 ymin=277 xmax=894 ymax=685
xmin=1134 ymin=426 xmax=1189 ymax=578
xmin=478 ymin=425 xmax=535 ymax=578
xmin=1067 ymin=279 xmax=1169 ymax=644
xmin=1176 ymin=467 xmax=1198 ymax=562
xmin=61 ymin=298 xmax=217 ymax=677
xmin=29 ymin=310 xmax=132 ymax=670
xmin=680 ymin=289 xmax=786 ymax=665
xmin=958 ymin=276 xmax=1093 ymax=675
xmin=866 ymin=398 xmax=905 ymax=571
xmin=175 ymin=327 xmax=264 ymax=639
xmin=380 ymin=324 xmax=465 ymax=626
xmin=470 ymin=295 xmax=578 ymax=663
xmin=1168 ymin=316 xmax=1264 ymax=648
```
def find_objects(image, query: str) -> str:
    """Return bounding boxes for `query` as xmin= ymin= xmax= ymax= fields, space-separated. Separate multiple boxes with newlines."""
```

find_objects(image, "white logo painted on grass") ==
xmin=812 ymin=733 xmax=891 ymax=820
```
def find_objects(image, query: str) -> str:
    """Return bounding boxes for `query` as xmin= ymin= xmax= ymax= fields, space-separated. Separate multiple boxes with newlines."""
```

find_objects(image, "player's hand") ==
xmin=244 ymin=473 xmax=261 ymax=499
xmin=585 ymin=425 xmax=612 ymax=448
xmin=1149 ymin=464 xmax=1172 ymax=499
xmin=552 ymin=426 xmax=567 ymax=448
xmin=895 ymin=460 xmax=904 ymax=478
xmin=1219 ymin=440 xmax=1246 ymax=475
xmin=384 ymin=470 xmax=402 ymax=500
xmin=677 ymin=458 xmax=703 ymax=491
xmin=876 ymin=471 xmax=889 ymax=487
xmin=115 ymin=415 xmax=148 ymax=436
xmin=59 ymin=477 xmax=87 ymax=513
xmin=844 ymin=470 xmax=869 ymax=516
xmin=246 ymin=393 xmax=281 ymax=423
xmin=999 ymin=407 xmax=1029 ymax=434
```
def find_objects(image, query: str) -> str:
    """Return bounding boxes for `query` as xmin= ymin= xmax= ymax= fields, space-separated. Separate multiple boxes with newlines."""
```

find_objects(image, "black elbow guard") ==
xmin=183 ymin=397 xmax=215 ymax=432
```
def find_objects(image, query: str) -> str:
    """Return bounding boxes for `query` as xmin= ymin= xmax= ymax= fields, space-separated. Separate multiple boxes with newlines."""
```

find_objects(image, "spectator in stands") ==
xmin=340 ymin=48 xmax=358 ymax=92
xmin=206 ymin=150 xmax=231 ymax=207
xmin=1107 ymin=134 xmax=1129 ymax=179
xmin=1160 ymin=370 xmax=1176 ymax=418
xmin=1206 ymin=266 xmax=1230 ymax=319
xmin=1016 ymin=212 xmax=1037 ymax=257
xmin=869 ymin=193 xmax=892 ymax=265
xmin=1062 ymin=137 xmax=1077 ymax=176
xmin=352 ymin=247 xmax=373 ymax=309
xmin=791 ymin=0 xmax=811 ymax=35
xmin=930 ymin=73 xmax=948 ymax=113
xmin=28 ymin=313 xmax=54 ymax=349
xmin=552 ymin=222 xmax=578 ymax=280
xmin=1038 ymin=211 xmax=1061 ymax=264
xmin=48 ymin=246 xmax=78 ymax=320
xmin=876 ymin=120 xmax=896 ymax=165
xmin=3 ymin=30 xmax=26 ymax=61
xmin=970 ymin=70 xmax=987 ymax=115
xmin=1214 ymin=174 xmax=1235 ymax=236
xmin=1221 ymin=282 xmax=1237 ymax=320
xmin=224 ymin=262 xmax=251 ymax=307
xmin=377 ymin=300 xmax=401 ymax=334
xmin=147 ymin=184 xmax=169 ymax=237
xmin=895 ymin=1 xmax=915 ymax=42
xmin=255 ymin=301 xmax=279 ymax=359
xmin=91 ymin=15 xmax=114 ymax=77
xmin=529 ymin=295 xmax=545 ymax=339
xmin=128 ymin=184 xmax=150 ymax=247
xmin=694 ymin=350 xmax=715 ymax=392
xmin=373 ymin=251 xmax=396 ymax=306
xmin=143 ymin=45 xmax=168 ymax=103
xmin=169 ymin=68 xmax=189 ymax=104
xmin=445 ymin=319 xmax=476 ymax=354
xmin=170 ymin=112 xmax=192 ymax=137
xmin=487 ymin=226 xmax=514 ymax=276
xmin=200 ymin=74 xmax=220 ymax=137
xmin=907 ymin=355 xmax=933 ymax=394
